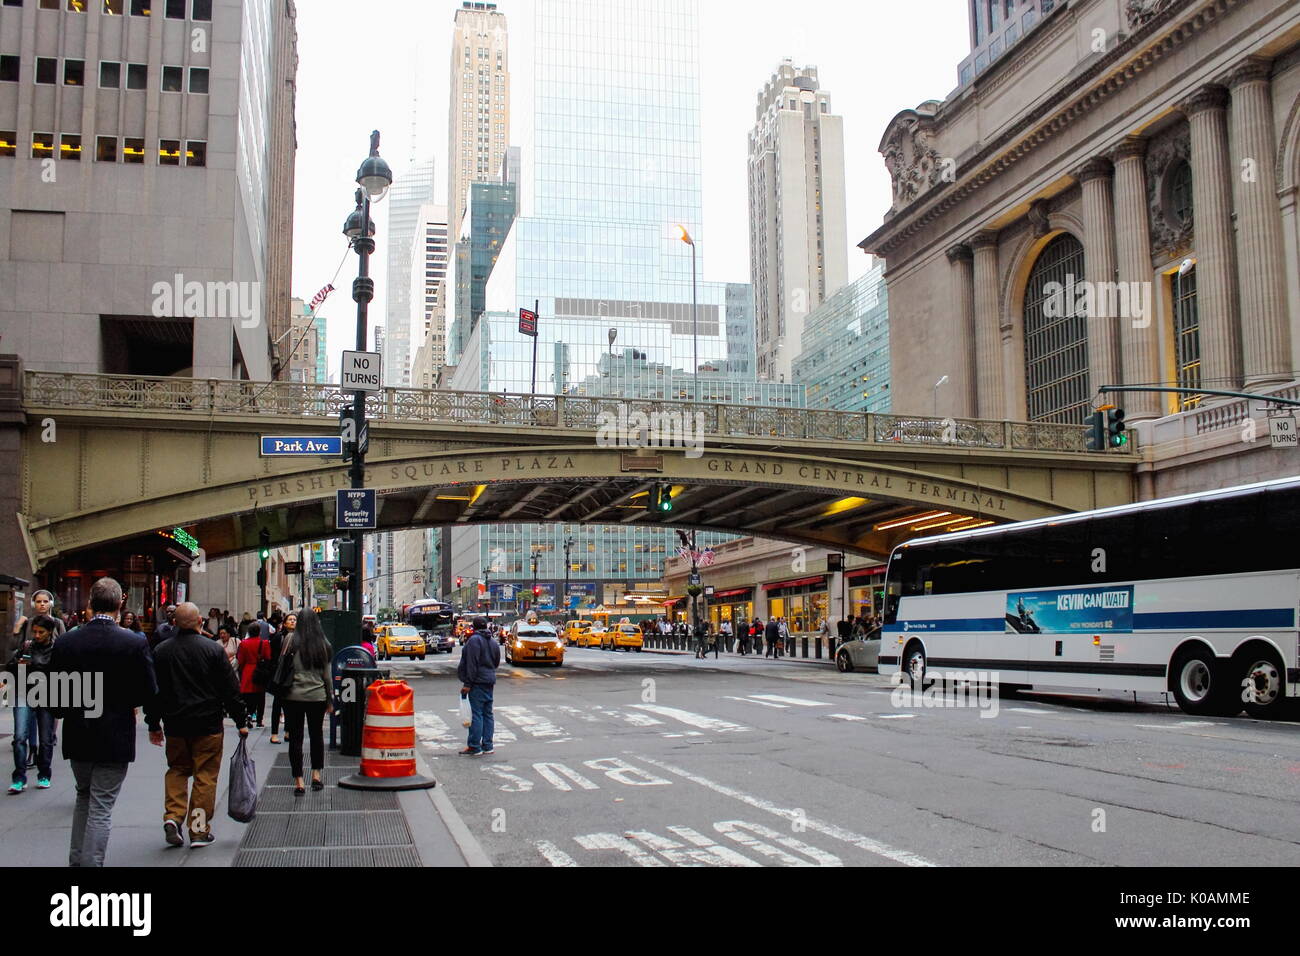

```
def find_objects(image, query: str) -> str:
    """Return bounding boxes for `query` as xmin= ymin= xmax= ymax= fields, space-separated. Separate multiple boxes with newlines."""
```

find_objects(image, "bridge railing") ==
xmin=22 ymin=371 xmax=1129 ymax=456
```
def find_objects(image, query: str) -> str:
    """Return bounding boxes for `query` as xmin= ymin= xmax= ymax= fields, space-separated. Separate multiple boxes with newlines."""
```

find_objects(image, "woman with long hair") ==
xmin=278 ymin=610 xmax=332 ymax=794
xmin=120 ymin=610 xmax=144 ymax=635
xmin=267 ymin=612 xmax=297 ymax=745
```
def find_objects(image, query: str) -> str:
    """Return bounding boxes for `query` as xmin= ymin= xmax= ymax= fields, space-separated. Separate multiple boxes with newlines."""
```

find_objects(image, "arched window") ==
xmin=1022 ymin=233 xmax=1090 ymax=424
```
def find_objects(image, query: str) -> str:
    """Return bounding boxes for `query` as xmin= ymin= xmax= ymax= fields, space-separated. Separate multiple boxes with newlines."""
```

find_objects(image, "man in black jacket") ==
xmin=48 ymin=577 xmax=157 ymax=867
xmin=456 ymin=617 xmax=500 ymax=756
xmin=149 ymin=604 xmax=178 ymax=654
xmin=145 ymin=603 xmax=248 ymax=848
xmin=764 ymin=618 xmax=781 ymax=659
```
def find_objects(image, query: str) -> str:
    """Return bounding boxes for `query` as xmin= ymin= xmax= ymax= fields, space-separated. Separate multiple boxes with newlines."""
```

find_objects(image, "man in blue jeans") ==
xmin=456 ymin=617 xmax=499 ymax=756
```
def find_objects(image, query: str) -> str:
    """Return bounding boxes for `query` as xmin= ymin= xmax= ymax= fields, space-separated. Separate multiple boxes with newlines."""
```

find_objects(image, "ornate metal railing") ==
xmin=22 ymin=371 xmax=1131 ymax=456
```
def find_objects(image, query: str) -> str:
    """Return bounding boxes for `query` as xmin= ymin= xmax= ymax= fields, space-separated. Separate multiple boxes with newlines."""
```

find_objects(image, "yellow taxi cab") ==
xmin=375 ymin=624 xmax=427 ymax=660
xmin=600 ymin=619 xmax=644 ymax=652
xmin=563 ymin=619 xmax=593 ymax=646
xmin=454 ymin=619 xmax=474 ymax=645
xmin=577 ymin=622 xmax=607 ymax=648
xmin=506 ymin=614 xmax=565 ymax=666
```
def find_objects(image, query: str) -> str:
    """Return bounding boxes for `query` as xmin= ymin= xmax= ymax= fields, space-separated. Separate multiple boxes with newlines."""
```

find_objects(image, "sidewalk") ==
xmin=0 ymin=720 xmax=483 ymax=867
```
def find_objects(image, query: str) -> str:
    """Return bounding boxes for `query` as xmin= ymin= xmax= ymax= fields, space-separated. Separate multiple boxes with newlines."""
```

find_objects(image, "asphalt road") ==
xmin=384 ymin=647 xmax=1300 ymax=867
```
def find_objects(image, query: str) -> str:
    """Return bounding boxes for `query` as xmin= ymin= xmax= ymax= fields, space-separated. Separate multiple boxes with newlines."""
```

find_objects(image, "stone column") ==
xmin=970 ymin=232 xmax=1005 ymax=419
xmin=1228 ymin=58 xmax=1292 ymax=387
xmin=945 ymin=244 xmax=979 ymax=418
xmin=1076 ymin=157 xmax=1121 ymax=396
xmin=1183 ymin=85 xmax=1243 ymax=392
xmin=1112 ymin=138 xmax=1162 ymax=420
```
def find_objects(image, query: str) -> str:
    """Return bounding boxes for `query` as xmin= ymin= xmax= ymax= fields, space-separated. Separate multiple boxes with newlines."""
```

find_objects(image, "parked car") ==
xmin=835 ymin=629 xmax=882 ymax=673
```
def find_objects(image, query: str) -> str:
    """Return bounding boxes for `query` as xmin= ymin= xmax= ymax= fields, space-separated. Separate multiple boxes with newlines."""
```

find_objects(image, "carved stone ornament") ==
xmin=880 ymin=107 xmax=945 ymax=213
xmin=1146 ymin=122 xmax=1194 ymax=259
xmin=1126 ymin=0 xmax=1179 ymax=32
xmin=1027 ymin=199 xmax=1053 ymax=238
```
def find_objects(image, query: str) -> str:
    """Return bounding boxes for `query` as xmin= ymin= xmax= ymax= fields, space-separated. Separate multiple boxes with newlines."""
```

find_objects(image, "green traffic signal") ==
xmin=656 ymin=484 xmax=673 ymax=512
xmin=1107 ymin=408 xmax=1128 ymax=448
xmin=259 ymin=547 xmax=270 ymax=561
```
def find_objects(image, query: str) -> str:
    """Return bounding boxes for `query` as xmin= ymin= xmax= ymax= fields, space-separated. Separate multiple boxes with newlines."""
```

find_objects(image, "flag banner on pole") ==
xmin=309 ymin=284 xmax=335 ymax=311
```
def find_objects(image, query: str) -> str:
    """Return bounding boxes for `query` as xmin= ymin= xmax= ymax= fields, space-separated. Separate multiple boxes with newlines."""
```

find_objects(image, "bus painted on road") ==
xmin=880 ymin=478 xmax=1300 ymax=718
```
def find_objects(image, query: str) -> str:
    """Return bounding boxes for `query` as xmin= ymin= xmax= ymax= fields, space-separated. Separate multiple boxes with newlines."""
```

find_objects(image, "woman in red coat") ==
xmin=237 ymin=621 xmax=271 ymax=727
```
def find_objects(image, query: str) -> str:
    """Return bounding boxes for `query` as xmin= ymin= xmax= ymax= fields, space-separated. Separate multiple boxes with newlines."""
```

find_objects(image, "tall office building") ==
xmin=408 ymin=203 xmax=450 ymax=377
xmin=286 ymin=297 xmax=326 ymax=384
xmin=748 ymin=60 xmax=848 ymax=383
xmin=0 ymin=0 xmax=298 ymax=381
xmin=449 ymin=181 xmax=516 ymax=364
xmin=725 ymin=282 xmax=757 ymax=377
xmin=447 ymin=1 xmax=510 ymax=239
xmin=791 ymin=258 xmax=890 ymax=413
xmin=383 ymin=158 xmax=435 ymax=389
xmin=448 ymin=0 xmax=738 ymax=608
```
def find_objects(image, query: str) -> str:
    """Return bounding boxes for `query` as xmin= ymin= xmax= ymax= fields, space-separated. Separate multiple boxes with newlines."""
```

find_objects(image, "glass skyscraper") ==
xmin=791 ymin=259 xmax=891 ymax=413
xmin=447 ymin=0 xmax=738 ymax=607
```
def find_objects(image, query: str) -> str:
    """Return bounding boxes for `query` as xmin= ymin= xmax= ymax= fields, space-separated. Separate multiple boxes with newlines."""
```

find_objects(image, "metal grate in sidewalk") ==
xmin=232 ymin=751 xmax=421 ymax=867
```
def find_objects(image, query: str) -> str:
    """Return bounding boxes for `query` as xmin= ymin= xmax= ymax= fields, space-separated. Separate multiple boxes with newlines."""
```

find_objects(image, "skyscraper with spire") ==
xmin=447 ymin=2 xmax=511 ymax=238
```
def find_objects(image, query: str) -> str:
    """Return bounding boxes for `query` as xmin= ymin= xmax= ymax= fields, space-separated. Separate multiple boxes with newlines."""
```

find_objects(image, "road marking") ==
xmin=533 ymin=762 xmax=600 ymax=791
xmin=547 ymin=704 xmax=602 ymax=723
xmin=1008 ymin=707 xmax=1052 ymax=714
xmin=574 ymin=832 xmax=666 ymax=866
xmin=482 ymin=765 xmax=534 ymax=792
xmin=535 ymin=840 xmax=578 ymax=867
xmin=748 ymin=694 xmax=831 ymax=707
xmin=498 ymin=705 xmax=567 ymax=738
xmin=724 ymin=696 xmax=788 ymax=709
xmin=827 ymin=714 xmax=869 ymax=722
xmin=876 ymin=714 xmax=916 ymax=720
xmin=626 ymin=829 xmax=758 ymax=866
xmin=414 ymin=712 xmax=457 ymax=750
xmin=630 ymin=704 xmax=748 ymax=733
xmin=631 ymin=754 xmax=937 ymax=867
xmin=583 ymin=757 xmax=672 ymax=786
xmin=713 ymin=820 xmax=842 ymax=867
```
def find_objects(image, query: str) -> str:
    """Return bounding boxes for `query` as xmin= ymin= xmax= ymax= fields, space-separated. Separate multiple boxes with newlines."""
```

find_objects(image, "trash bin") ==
xmin=336 ymin=666 xmax=383 ymax=757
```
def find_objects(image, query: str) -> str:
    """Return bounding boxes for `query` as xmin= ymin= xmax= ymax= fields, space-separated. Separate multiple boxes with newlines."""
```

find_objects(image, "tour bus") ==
xmin=880 ymin=478 xmax=1300 ymax=719
xmin=403 ymin=599 xmax=455 ymax=634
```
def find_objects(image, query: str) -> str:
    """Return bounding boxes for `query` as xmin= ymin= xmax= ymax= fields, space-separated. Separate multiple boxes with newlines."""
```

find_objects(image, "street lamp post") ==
xmin=341 ymin=131 xmax=392 ymax=626
xmin=933 ymin=375 xmax=949 ymax=417
xmin=563 ymin=535 xmax=575 ymax=615
xmin=676 ymin=226 xmax=698 ymax=404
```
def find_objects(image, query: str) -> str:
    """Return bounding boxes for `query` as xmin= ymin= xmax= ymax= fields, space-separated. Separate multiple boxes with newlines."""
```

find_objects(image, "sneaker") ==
xmin=190 ymin=831 xmax=215 ymax=848
xmin=458 ymin=747 xmax=482 ymax=756
xmin=481 ymin=748 xmax=495 ymax=755
xmin=6 ymin=782 xmax=23 ymax=795
xmin=163 ymin=819 xmax=183 ymax=847
xmin=36 ymin=777 xmax=50 ymax=789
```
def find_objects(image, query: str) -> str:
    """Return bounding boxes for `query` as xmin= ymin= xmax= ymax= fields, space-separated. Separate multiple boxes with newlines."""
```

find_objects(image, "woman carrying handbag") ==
xmin=267 ymin=611 xmax=332 ymax=795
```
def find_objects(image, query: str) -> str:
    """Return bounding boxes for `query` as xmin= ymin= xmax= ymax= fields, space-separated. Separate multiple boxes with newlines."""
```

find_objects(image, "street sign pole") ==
xmin=530 ymin=299 xmax=539 ymax=396
xmin=347 ymin=198 xmax=377 ymax=618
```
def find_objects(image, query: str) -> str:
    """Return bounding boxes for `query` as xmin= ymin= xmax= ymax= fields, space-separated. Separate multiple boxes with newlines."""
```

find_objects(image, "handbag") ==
xmin=250 ymin=640 xmax=274 ymax=689
xmin=266 ymin=644 xmax=296 ymax=699
xmin=226 ymin=737 xmax=257 ymax=823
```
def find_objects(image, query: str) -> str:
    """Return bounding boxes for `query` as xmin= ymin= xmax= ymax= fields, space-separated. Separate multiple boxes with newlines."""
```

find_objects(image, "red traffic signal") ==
xmin=533 ymin=585 xmax=541 ymax=597
xmin=455 ymin=576 xmax=463 ymax=588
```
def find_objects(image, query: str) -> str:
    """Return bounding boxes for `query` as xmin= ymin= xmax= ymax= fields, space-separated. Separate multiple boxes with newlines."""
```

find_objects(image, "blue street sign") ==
xmin=309 ymin=560 xmax=339 ymax=580
xmin=261 ymin=436 xmax=343 ymax=457
xmin=336 ymin=489 xmax=377 ymax=530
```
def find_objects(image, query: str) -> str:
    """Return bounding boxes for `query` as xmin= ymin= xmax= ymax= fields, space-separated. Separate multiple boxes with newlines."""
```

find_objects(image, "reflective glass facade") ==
xmin=450 ymin=182 xmax=517 ymax=365
xmin=791 ymin=261 xmax=891 ymax=413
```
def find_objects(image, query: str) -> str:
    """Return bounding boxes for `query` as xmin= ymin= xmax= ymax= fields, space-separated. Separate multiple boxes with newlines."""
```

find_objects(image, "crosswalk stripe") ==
xmin=749 ymin=694 xmax=831 ymax=707
xmin=724 ymin=696 xmax=788 ymax=709
xmin=535 ymin=840 xmax=578 ymax=867
xmin=498 ymin=705 xmax=568 ymax=738
xmin=630 ymin=704 xmax=748 ymax=733
xmin=592 ymin=707 xmax=663 ymax=726
xmin=827 ymin=714 xmax=869 ymax=722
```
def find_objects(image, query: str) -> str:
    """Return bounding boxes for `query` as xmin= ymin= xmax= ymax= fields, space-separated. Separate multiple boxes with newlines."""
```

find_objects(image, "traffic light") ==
xmin=258 ymin=528 xmax=271 ymax=561
xmin=653 ymin=484 xmax=673 ymax=513
xmin=338 ymin=539 xmax=357 ymax=571
xmin=1107 ymin=408 xmax=1128 ymax=448
xmin=533 ymin=585 xmax=541 ymax=598
xmin=1086 ymin=410 xmax=1106 ymax=451
xmin=455 ymin=576 xmax=463 ymax=589
xmin=256 ymin=567 xmax=266 ymax=587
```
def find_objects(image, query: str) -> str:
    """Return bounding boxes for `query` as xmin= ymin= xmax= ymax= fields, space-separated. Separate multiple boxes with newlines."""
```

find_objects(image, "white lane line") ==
xmin=535 ymin=840 xmax=578 ymax=867
xmin=749 ymin=694 xmax=832 ymax=707
xmin=1007 ymin=707 xmax=1052 ymax=714
xmin=631 ymin=754 xmax=938 ymax=868
xmin=724 ymin=696 xmax=788 ymax=709
xmin=497 ymin=705 xmax=567 ymax=738
xmin=876 ymin=714 xmax=916 ymax=720
xmin=630 ymin=704 xmax=749 ymax=733
xmin=827 ymin=714 xmax=869 ymax=722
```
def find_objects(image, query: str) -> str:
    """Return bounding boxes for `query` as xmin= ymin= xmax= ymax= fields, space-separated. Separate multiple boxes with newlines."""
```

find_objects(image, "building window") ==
xmin=38 ymin=0 xmax=58 ymax=8
xmin=186 ymin=140 xmax=205 ymax=166
xmin=130 ymin=0 xmax=148 ymax=13
xmin=103 ymin=0 xmax=123 ymax=12
xmin=31 ymin=132 xmax=54 ymax=158
xmin=188 ymin=66 xmax=207 ymax=93
xmin=2 ymin=0 xmax=22 ymax=7
xmin=0 ymin=131 xmax=15 ymax=157
xmin=1167 ymin=159 xmax=1193 ymax=227
xmin=162 ymin=65 xmax=182 ymax=92
xmin=123 ymin=136 xmax=144 ymax=163
xmin=0 ymin=56 xmax=17 ymax=82
xmin=35 ymin=57 xmax=57 ymax=84
xmin=66 ymin=0 xmax=87 ymax=8
xmin=95 ymin=135 xmax=117 ymax=161
xmin=1023 ymin=233 xmax=1090 ymax=424
xmin=59 ymin=132 xmax=81 ymax=159
xmin=99 ymin=61 xmax=121 ymax=88
xmin=64 ymin=59 xmax=85 ymax=85
xmin=127 ymin=63 xmax=147 ymax=89
xmin=190 ymin=0 xmax=209 ymax=18
xmin=1172 ymin=267 xmax=1201 ymax=409
xmin=164 ymin=0 xmax=183 ymax=16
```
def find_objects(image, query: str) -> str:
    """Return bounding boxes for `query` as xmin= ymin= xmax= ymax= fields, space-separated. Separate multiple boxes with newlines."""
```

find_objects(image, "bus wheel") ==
xmin=1234 ymin=646 xmax=1287 ymax=719
xmin=903 ymin=646 xmax=927 ymax=690
xmin=1170 ymin=646 xmax=1235 ymax=716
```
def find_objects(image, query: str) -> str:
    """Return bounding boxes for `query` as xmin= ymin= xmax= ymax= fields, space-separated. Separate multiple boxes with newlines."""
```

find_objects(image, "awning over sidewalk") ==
xmin=711 ymin=587 xmax=753 ymax=600
xmin=764 ymin=575 xmax=827 ymax=591
xmin=846 ymin=567 xmax=885 ymax=582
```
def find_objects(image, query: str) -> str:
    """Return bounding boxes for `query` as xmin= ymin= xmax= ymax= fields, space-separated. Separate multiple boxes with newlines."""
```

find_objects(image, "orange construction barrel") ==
xmin=339 ymin=680 xmax=435 ymax=791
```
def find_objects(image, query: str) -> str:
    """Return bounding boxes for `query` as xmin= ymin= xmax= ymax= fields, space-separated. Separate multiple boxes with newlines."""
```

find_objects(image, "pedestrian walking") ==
xmin=274 ymin=610 xmax=331 ymax=794
xmin=145 ymin=603 xmax=248 ymax=848
xmin=359 ymin=625 xmax=377 ymax=660
xmin=121 ymin=611 xmax=144 ymax=635
xmin=6 ymin=613 xmax=60 ymax=794
xmin=457 ymin=616 xmax=500 ymax=756
xmin=777 ymin=618 xmax=791 ymax=658
xmin=735 ymin=617 xmax=748 ymax=654
xmin=216 ymin=625 xmax=240 ymax=669
xmin=765 ymin=618 xmax=781 ymax=658
xmin=237 ymin=621 xmax=271 ymax=727
xmin=10 ymin=589 xmax=66 ymax=767
xmin=150 ymin=604 xmax=178 ymax=654
xmin=48 ymin=577 xmax=158 ymax=867
xmin=267 ymin=613 xmax=297 ymax=745
xmin=836 ymin=618 xmax=852 ymax=649
xmin=205 ymin=608 xmax=222 ymax=637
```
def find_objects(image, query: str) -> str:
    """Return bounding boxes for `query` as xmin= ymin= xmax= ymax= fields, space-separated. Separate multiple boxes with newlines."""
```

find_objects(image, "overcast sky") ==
xmin=290 ymin=0 xmax=970 ymax=376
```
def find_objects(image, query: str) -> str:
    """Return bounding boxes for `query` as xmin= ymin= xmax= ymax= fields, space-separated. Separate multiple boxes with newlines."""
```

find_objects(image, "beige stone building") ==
xmin=748 ymin=59 xmax=847 ymax=383
xmin=447 ymin=0 xmax=510 ymax=239
xmin=862 ymin=0 xmax=1300 ymax=498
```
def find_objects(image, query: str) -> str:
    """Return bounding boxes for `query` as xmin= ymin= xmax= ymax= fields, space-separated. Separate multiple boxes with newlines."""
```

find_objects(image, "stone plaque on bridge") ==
xmin=620 ymin=453 xmax=664 ymax=472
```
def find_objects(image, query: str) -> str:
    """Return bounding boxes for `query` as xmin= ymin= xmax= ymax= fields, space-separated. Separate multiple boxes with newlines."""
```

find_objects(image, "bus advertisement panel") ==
xmin=1006 ymin=586 xmax=1134 ymax=634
